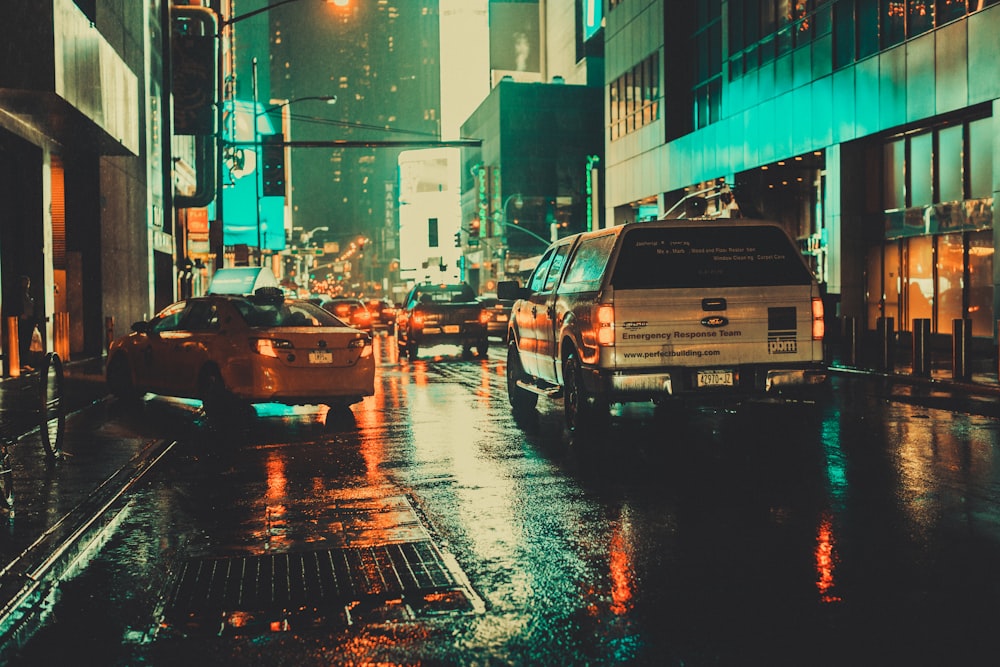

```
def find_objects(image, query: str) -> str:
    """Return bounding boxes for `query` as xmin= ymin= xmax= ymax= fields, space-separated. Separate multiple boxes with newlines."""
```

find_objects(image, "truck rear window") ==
xmin=611 ymin=225 xmax=815 ymax=289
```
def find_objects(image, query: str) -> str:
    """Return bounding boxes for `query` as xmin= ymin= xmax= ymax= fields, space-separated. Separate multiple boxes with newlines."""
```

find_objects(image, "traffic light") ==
xmin=261 ymin=133 xmax=285 ymax=196
xmin=454 ymin=231 xmax=462 ymax=247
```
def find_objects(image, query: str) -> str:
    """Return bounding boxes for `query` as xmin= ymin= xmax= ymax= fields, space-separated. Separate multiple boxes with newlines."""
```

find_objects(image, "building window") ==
xmin=968 ymin=117 xmax=993 ymax=200
xmin=875 ymin=115 xmax=996 ymax=335
xmin=608 ymin=53 xmax=659 ymax=141
xmin=908 ymin=0 xmax=935 ymax=37
xmin=857 ymin=1 xmax=881 ymax=59
xmin=693 ymin=3 xmax=722 ymax=130
xmin=881 ymin=0 xmax=907 ymax=49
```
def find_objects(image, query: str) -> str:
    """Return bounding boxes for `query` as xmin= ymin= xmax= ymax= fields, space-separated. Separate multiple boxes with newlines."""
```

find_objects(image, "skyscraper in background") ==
xmin=268 ymin=0 xmax=442 ymax=251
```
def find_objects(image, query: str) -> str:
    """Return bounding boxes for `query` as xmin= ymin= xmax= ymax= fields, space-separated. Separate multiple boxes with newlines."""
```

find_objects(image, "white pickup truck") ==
xmin=498 ymin=219 xmax=829 ymax=432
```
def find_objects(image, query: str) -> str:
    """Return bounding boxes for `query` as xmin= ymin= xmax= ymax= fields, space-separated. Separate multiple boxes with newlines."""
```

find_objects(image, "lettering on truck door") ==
xmin=535 ymin=243 xmax=572 ymax=384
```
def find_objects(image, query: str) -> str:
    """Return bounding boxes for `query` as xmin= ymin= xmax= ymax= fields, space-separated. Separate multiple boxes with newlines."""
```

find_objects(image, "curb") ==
xmin=828 ymin=364 xmax=1000 ymax=397
xmin=0 ymin=436 xmax=175 ymax=661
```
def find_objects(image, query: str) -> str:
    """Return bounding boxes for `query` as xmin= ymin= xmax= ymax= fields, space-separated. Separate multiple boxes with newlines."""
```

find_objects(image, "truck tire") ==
xmin=563 ymin=351 xmax=607 ymax=433
xmin=406 ymin=339 xmax=419 ymax=360
xmin=506 ymin=343 xmax=537 ymax=414
xmin=477 ymin=338 xmax=489 ymax=358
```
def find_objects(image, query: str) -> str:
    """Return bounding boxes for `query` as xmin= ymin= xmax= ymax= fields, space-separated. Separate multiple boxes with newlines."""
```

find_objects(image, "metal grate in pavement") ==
xmin=161 ymin=540 xmax=479 ymax=635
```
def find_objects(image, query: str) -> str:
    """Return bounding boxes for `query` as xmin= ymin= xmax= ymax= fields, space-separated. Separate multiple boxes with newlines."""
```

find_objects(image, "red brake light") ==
xmin=812 ymin=297 xmax=825 ymax=340
xmin=596 ymin=304 xmax=615 ymax=346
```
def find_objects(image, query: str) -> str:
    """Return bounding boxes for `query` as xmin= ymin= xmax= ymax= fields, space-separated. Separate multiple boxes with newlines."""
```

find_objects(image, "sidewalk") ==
xmin=0 ymin=356 xmax=172 ymax=659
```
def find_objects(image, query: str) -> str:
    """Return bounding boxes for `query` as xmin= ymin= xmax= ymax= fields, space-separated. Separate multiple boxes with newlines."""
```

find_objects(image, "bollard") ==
xmin=952 ymin=318 xmax=972 ymax=381
xmin=877 ymin=316 xmax=894 ymax=372
xmin=912 ymin=318 xmax=931 ymax=377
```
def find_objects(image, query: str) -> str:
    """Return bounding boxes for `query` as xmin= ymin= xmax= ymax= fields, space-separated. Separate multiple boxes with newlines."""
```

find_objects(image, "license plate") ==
xmin=308 ymin=350 xmax=333 ymax=364
xmin=497 ymin=314 xmax=508 ymax=322
xmin=697 ymin=370 xmax=733 ymax=387
xmin=443 ymin=325 xmax=460 ymax=333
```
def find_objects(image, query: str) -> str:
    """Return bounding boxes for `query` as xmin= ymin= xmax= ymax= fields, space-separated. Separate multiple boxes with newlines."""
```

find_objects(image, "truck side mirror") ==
xmin=497 ymin=280 xmax=526 ymax=301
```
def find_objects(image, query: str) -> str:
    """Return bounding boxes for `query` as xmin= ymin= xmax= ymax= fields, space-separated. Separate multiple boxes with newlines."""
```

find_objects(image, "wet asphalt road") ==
xmin=9 ymin=334 xmax=1000 ymax=666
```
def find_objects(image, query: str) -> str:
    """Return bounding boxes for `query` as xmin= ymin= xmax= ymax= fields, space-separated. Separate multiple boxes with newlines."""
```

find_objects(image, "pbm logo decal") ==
xmin=623 ymin=321 xmax=648 ymax=330
xmin=701 ymin=316 xmax=729 ymax=328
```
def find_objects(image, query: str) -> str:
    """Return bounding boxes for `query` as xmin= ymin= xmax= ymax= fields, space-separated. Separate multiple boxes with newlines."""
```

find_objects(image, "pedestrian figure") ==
xmin=16 ymin=275 xmax=38 ymax=371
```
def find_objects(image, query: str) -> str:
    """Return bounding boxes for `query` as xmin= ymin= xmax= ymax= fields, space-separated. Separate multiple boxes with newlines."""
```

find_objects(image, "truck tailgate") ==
xmin=610 ymin=285 xmax=823 ymax=368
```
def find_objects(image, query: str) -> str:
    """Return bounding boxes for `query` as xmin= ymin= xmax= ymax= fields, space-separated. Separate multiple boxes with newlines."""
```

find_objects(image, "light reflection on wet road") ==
xmin=10 ymin=337 xmax=1000 ymax=666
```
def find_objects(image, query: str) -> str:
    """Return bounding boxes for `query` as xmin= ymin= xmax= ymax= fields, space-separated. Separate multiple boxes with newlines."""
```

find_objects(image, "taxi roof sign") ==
xmin=207 ymin=267 xmax=280 ymax=295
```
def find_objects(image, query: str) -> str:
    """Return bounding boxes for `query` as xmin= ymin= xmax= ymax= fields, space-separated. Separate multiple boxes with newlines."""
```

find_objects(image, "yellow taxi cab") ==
xmin=106 ymin=287 xmax=375 ymax=420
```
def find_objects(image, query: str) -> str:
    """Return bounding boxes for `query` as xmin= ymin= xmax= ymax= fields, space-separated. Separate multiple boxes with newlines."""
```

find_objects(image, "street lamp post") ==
xmin=496 ymin=194 xmax=552 ymax=248
xmin=214 ymin=0 xmax=348 ymax=271
xmin=251 ymin=67 xmax=336 ymax=267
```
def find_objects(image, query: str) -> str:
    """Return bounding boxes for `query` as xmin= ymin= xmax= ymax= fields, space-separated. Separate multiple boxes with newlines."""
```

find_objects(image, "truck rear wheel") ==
xmin=506 ymin=343 xmax=537 ymax=414
xmin=563 ymin=352 xmax=607 ymax=433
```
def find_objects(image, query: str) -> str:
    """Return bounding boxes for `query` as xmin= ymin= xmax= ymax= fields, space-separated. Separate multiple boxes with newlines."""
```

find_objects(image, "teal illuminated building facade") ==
xmin=605 ymin=1 xmax=1000 ymax=341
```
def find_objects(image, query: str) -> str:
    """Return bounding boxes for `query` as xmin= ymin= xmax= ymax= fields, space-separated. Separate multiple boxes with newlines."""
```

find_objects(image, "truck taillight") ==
xmin=596 ymin=304 xmax=615 ymax=346
xmin=812 ymin=297 xmax=825 ymax=340
xmin=412 ymin=312 xmax=424 ymax=328
xmin=479 ymin=309 xmax=491 ymax=325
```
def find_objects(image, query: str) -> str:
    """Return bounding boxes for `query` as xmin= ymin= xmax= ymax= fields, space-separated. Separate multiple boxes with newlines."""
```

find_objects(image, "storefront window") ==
xmin=968 ymin=230 xmax=994 ymax=335
xmin=937 ymin=233 xmax=964 ymax=331
xmin=884 ymin=242 xmax=901 ymax=326
xmin=905 ymin=236 xmax=933 ymax=326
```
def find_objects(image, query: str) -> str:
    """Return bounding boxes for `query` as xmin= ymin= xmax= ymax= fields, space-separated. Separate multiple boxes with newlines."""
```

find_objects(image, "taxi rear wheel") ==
xmin=107 ymin=354 xmax=140 ymax=405
xmin=199 ymin=368 xmax=230 ymax=418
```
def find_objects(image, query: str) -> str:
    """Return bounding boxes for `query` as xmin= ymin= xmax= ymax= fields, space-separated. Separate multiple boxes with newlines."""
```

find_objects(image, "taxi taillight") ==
xmin=479 ymin=309 xmax=491 ymax=325
xmin=253 ymin=338 xmax=293 ymax=357
xmin=812 ymin=297 xmax=825 ymax=340
xmin=349 ymin=336 xmax=373 ymax=358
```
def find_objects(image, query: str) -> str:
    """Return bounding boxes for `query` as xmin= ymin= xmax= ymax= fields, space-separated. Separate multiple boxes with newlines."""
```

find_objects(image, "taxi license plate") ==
xmin=697 ymin=370 xmax=733 ymax=387
xmin=443 ymin=325 xmax=460 ymax=333
xmin=309 ymin=350 xmax=333 ymax=364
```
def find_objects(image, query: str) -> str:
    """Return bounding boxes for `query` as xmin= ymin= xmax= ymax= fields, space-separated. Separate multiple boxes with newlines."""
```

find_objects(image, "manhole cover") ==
xmin=161 ymin=540 xmax=480 ymax=635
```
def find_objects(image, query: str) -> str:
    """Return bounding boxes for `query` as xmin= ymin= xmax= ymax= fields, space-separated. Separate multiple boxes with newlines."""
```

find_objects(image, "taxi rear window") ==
xmin=611 ymin=225 xmax=815 ymax=289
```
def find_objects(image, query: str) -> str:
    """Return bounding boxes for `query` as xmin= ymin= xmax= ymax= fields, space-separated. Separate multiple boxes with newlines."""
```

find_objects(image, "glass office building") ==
xmin=605 ymin=1 xmax=999 ymax=341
